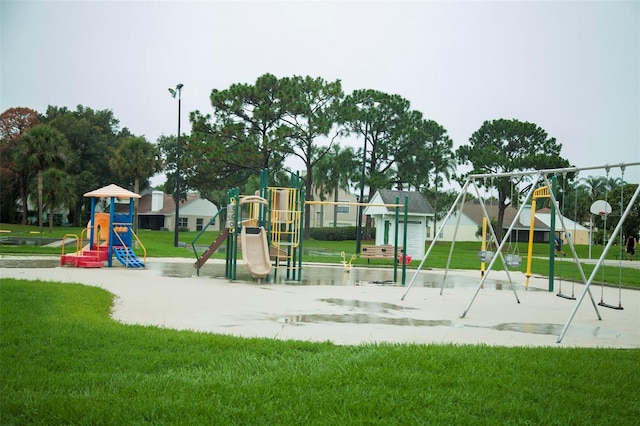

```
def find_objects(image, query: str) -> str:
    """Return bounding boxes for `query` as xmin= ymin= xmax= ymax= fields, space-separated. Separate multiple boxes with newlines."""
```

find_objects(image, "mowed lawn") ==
xmin=1 ymin=279 xmax=639 ymax=424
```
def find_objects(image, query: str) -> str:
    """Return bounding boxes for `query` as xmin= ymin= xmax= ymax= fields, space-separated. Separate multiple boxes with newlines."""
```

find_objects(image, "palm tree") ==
xmin=580 ymin=175 xmax=606 ymax=201
xmin=41 ymin=168 xmax=77 ymax=232
xmin=430 ymin=151 xmax=457 ymax=241
xmin=313 ymin=145 xmax=358 ymax=227
xmin=109 ymin=136 xmax=163 ymax=232
xmin=17 ymin=124 xmax=70 ymax=232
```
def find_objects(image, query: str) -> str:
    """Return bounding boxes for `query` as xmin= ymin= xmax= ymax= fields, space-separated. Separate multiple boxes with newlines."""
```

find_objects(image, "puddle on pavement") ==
xmin=0 ymin=256 xmax=540 ymax=291
xmin=320 ymin=298 xmax=417 ymax=313
xmin=279 ymin=314 xmax=453 ymax=327
xmin=277 ymin=299 xmax=622 ymax=338
xmin=0 ymin=236 xmax=75 ymax=247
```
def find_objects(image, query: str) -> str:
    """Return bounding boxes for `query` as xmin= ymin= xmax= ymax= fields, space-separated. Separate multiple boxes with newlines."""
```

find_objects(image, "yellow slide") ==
xmin=240 ymin=226 xmax=272 ymax=279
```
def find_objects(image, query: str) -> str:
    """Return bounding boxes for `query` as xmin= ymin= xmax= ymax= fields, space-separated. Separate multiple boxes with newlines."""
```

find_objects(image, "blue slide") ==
xmin=113 ymin=246 xmax=145 ymax=268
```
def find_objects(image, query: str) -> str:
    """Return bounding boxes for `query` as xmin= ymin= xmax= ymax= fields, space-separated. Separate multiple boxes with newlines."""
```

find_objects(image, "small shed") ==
xmin=364 ymin=189 xmax=434 ymax=259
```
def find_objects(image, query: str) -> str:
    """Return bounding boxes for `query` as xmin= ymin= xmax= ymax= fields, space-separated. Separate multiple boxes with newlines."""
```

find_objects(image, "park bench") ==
xmin=361 ymin=245 xmax=403 ymax=263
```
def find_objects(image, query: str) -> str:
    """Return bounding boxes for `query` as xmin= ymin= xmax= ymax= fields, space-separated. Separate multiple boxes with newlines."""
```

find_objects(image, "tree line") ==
xmin=9 ymin=73 xmax=625 ymax=241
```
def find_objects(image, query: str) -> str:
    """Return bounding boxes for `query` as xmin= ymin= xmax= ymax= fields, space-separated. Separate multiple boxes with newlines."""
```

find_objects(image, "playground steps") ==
xmin=60 ymin=247 xmax=109 ymax=268
xmin=113 ymin=246 xmax=145 ymax=268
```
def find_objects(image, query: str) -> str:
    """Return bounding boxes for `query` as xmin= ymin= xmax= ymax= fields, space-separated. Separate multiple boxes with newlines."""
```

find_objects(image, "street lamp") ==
xmin=168 ymin=83 xmax=183 ymax=247
xmin=355 ymin=99 xmax=374 ymax=254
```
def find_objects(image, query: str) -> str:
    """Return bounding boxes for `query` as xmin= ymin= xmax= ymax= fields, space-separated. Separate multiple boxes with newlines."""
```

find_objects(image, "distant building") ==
xmin=441 ymin=201 xmax=586 ymax=244
xmin=307 ymin=188 xmax=359 ymax=227
xmin=535 ymin=207 xmax=590 ymax=245
xmin=364 ymin=189 xmax=434 ymax=259
xmin=128 ymin=191 xmax=219 ymax=232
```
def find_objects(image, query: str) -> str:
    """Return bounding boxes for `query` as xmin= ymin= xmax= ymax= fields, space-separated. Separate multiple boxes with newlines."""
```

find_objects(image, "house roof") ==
xmin=133 ymin=192 xmax=208 ymax=215
xmin=375 ymin=189 xmax=434 ymax=215
xmin=535 ymin=208 xmax=589 ymax=232
xmin=84 ymin=184 xmax=141 ymax=199
xmin=137 ymin=193 xmax=177 ymax=215
xmin=457 ymin=200 xmax=548 ymax=230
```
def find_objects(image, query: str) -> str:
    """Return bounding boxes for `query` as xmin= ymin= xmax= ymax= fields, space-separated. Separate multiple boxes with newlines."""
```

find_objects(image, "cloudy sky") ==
xmin=2 ymin=0 xmax=639 ymax=186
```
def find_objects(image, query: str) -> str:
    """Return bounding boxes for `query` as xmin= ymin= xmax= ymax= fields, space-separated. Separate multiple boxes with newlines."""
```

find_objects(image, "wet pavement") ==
xmin=1 ymin=256 xmax=638 ymax=348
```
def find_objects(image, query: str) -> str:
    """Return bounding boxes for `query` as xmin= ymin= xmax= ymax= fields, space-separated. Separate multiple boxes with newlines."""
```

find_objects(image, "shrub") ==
xmin=310 ymin=226 xmax=376 ymax=241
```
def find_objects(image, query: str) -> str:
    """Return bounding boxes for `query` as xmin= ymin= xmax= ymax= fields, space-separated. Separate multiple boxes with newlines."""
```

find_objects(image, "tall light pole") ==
xmin=169 ymin=83 xmax=183 ymax=247
xmin=355 ymin=100 xmax=373 ymax=254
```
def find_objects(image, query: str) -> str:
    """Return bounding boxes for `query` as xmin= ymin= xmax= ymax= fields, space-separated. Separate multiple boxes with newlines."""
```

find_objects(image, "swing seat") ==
xmin=478 ymin=250 xmax=494 ymax=262
xmin=506 ymin=254 xmax=522 ymax=267
xmin=598 ymin=301 xmax=624 ymax=310
xmin=556 ymin=292 xmax=576 ymax=300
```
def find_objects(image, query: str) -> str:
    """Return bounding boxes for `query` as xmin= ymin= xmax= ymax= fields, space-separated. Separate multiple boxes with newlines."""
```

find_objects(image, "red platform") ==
xmin=60 ymin=246 xmax=109 ymax=268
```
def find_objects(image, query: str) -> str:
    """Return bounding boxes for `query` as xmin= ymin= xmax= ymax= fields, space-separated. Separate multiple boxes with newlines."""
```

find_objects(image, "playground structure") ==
xmin=192 ymin=169 xmax=411 ymax=283
xmin=401 ymin=162 xmax=640 ymax=343
xmin=192 ymin=170 xmax=305 ymax=281
xmin=60 ymin=184 xmax=146 ymax=269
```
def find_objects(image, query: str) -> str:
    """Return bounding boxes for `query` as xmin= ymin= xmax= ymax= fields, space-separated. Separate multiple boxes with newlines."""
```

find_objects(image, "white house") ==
xmin=364 ymin=189 xmax=434 ymax=259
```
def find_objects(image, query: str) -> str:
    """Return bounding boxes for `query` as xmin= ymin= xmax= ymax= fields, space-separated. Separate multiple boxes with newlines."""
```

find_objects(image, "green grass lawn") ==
xmin=1 ymin=279 xmax=638 ymax=424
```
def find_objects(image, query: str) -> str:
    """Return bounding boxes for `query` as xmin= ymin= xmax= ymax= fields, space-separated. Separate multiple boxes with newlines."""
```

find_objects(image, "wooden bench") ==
xmin=361 ymin=245 xmax=402 ymax=263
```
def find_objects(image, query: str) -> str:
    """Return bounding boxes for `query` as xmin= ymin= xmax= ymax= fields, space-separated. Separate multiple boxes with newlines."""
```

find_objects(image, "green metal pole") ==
xmin=231 ymin=188 xmax=239 ymax=281
xmin=298 ymin=187 xmax=305 ymax=282
xmin=393 ymin=196 xmax=400 ymax=283
xmin=225 ymin=190 xmax=232 ymax=279
xmin=548 ymin=175 xmax=557 ymax=292
xmin=402 ymin=196 xmax=409 ymax=286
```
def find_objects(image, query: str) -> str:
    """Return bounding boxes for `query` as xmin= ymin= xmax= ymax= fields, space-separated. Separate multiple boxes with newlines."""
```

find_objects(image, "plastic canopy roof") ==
xmin=83 ymin=184 xmax=141 ymax=199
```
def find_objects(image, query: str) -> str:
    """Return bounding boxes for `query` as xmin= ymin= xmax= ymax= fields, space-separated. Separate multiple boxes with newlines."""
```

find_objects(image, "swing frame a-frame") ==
xmin=401 ymin=162 xmax=640 ymax=343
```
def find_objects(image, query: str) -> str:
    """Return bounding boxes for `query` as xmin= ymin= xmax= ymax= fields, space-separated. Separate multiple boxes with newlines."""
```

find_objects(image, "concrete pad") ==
xmin=1 ymin=257 xmax=638 ymax=348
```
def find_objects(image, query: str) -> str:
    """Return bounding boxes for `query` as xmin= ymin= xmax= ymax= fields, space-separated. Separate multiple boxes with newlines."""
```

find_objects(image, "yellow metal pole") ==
xmin=525 ymin=198 xmax=537 ymax=289
xmin=481 ymin=216 xmax=487 ymax=277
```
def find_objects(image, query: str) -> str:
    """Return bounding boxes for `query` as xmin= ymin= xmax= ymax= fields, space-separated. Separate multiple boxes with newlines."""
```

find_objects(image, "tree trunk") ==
xmin=497 ymin=189 xmax=507 ymax=243
xmin=333 ymin=188 xmax=338 ymax=228
xmin=303 ymin=167 xmax=313 ymax=239
xmin=363 ymin=188 xmax=372 ymax=240
xmin=19 ymin=173 xmax=28 ymax=225
xmin=37 ymin=170 xmax=43 ymax=233
xmin=134 ymin=177 xmax=140 ymax=233
xmin=49 ymin=202 xmax=54 ymax=232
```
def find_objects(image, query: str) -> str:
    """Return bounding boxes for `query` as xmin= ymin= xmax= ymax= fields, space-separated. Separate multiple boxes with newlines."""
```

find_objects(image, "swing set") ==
xmin=477 ymin=177 xmax=522 ymax=276
xmin=595 ymin=165 xmax=627 ymax=310
xmin=401 ymin=162 xmax=640 ymax=343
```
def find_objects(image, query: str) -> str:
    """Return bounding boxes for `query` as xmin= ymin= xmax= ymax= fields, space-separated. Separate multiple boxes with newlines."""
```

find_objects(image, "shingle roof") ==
xmin=458 ymin=200 xmax=547 ymax=230
xmin=135 ymin=193 xmax=201 ymax=215
xmin=376 ymin=189 xmax=434 ymax=214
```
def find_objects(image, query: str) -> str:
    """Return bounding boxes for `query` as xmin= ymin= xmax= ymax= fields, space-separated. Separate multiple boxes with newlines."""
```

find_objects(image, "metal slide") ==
xmin=240 ymin=226 xmax=272 ymax=279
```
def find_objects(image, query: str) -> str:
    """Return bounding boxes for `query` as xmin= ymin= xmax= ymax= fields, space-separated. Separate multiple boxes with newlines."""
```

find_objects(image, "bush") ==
xmin=310 ymin=226 xmax=376 ymax=241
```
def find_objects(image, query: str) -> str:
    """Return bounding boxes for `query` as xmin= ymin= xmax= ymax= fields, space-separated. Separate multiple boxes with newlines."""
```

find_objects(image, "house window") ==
xmin=337 ymin=201 xmax=350 ymax=214
xmin=196 ymin=218 xmax=204 ymax=231
xmin=178 ymin=217 xmax=188 ymax=230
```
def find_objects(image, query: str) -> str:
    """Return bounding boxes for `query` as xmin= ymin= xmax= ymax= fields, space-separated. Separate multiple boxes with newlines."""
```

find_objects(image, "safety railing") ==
xmin=112 ymin=223 xmax=147 ymax=267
